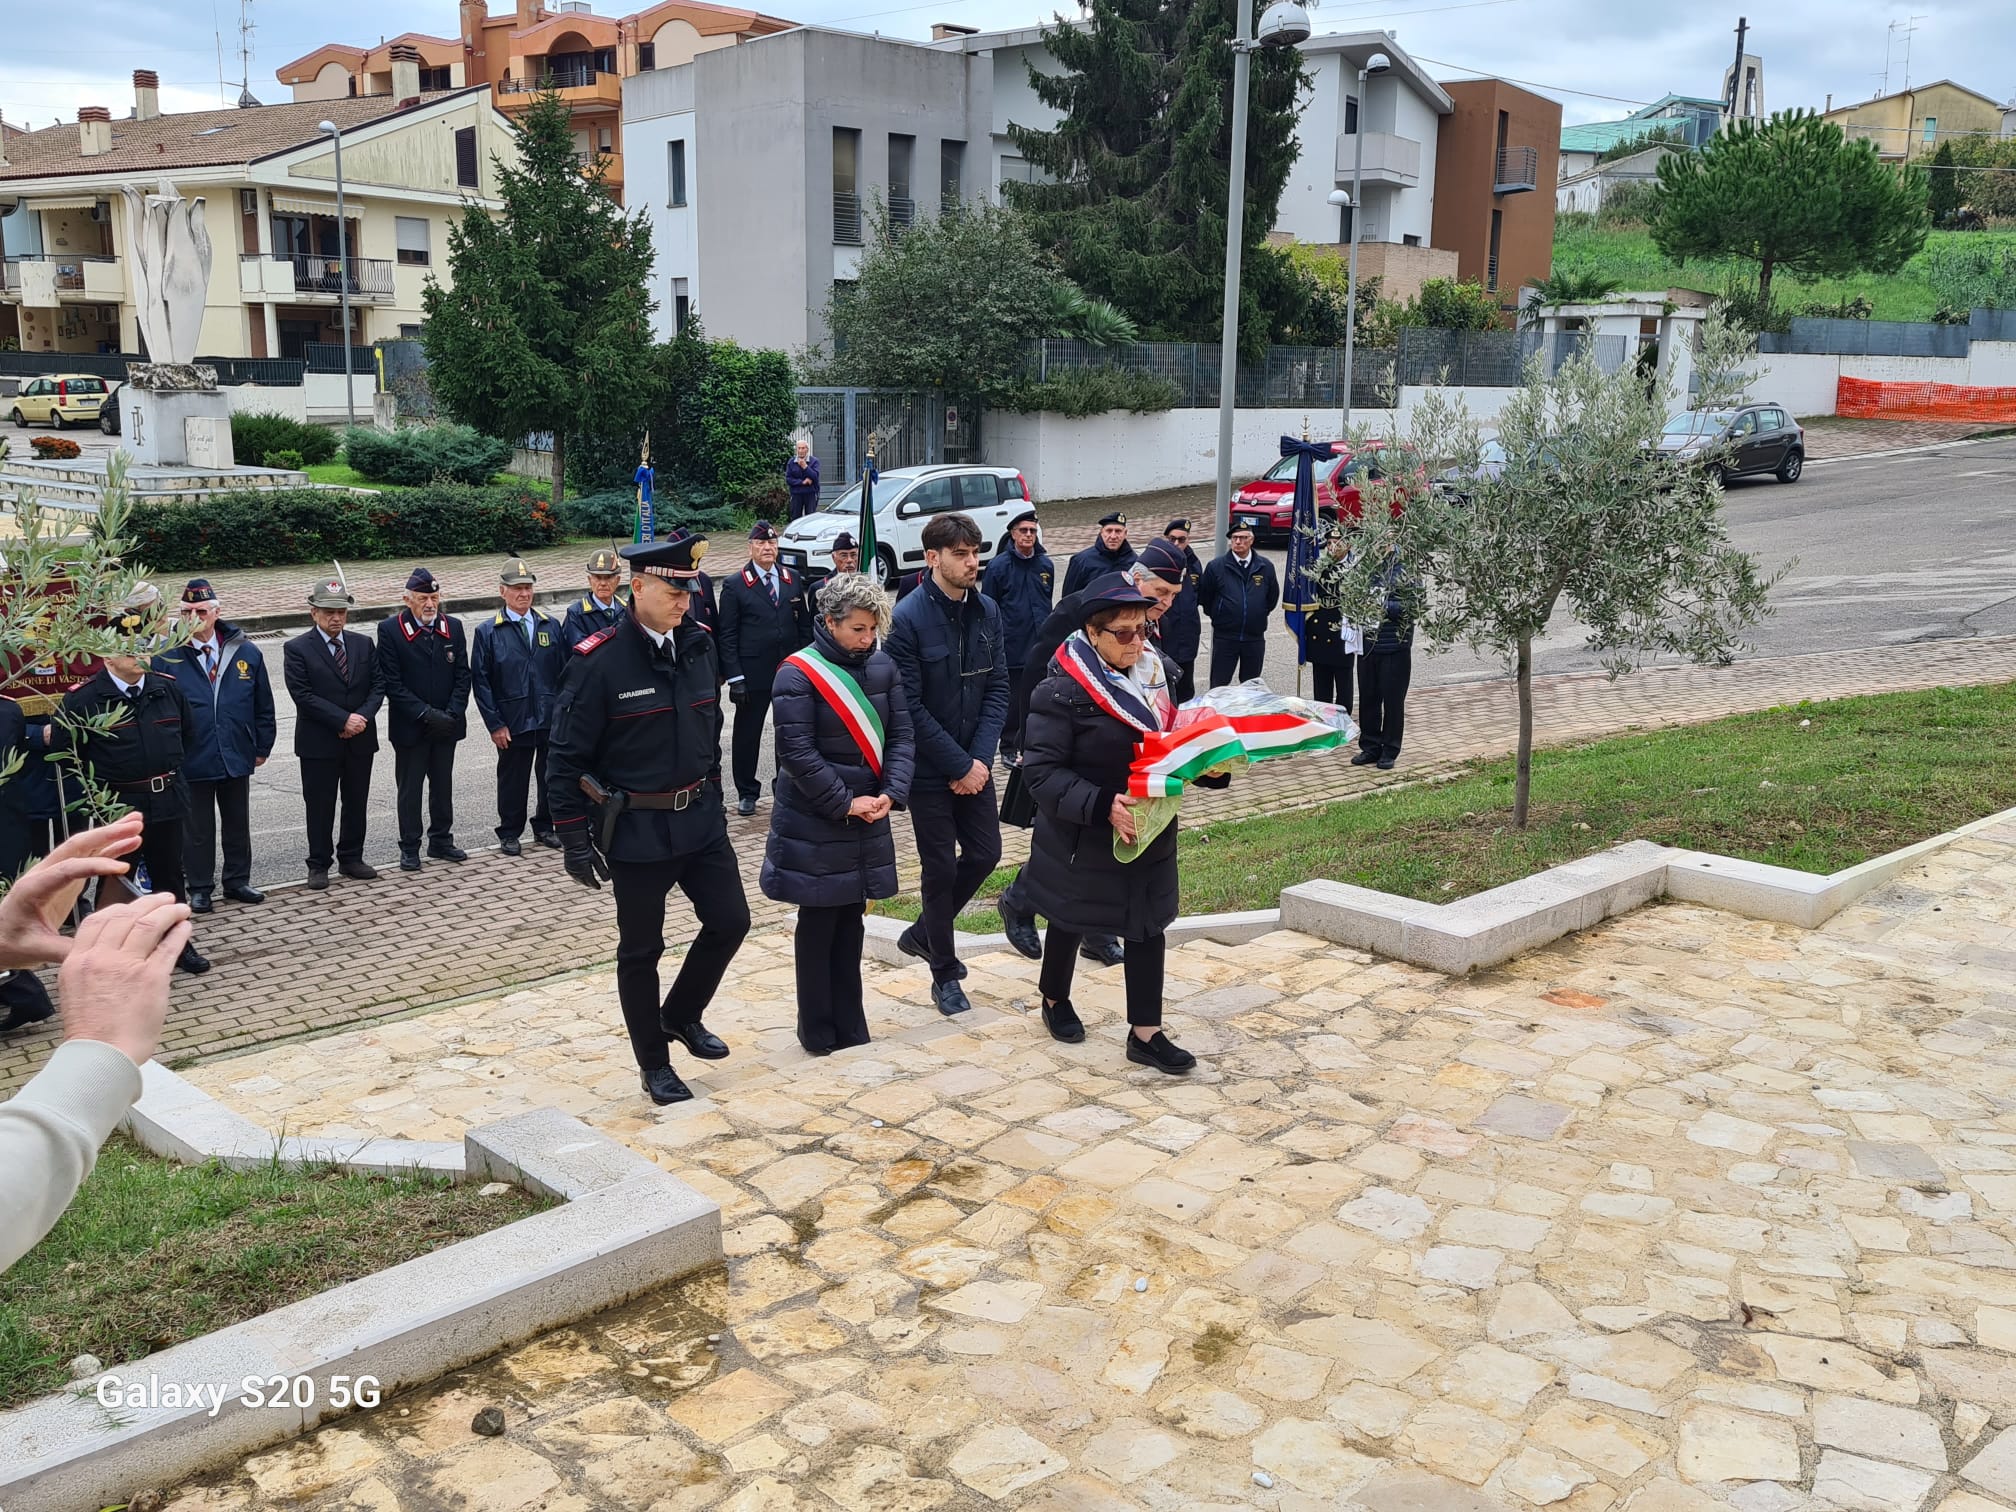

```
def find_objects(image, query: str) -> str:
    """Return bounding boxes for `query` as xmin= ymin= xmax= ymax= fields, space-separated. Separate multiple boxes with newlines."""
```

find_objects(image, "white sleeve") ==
xmin=0 ymin=1040 xmax=143 ymax=1274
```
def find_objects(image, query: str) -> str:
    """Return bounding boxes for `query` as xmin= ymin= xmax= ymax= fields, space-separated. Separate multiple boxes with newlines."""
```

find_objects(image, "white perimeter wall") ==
xmin=1749 ymin=343 xmax=2016 ymax=418
xmin=988 ymin=387 xmax=1515 ymax=502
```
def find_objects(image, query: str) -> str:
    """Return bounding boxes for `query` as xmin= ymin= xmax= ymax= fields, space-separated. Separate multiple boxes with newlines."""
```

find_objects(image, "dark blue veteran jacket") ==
xmin=153 ymin=623 xmax=276 ymax=782
xmin=981 ymin=545 xmax=1055 ymax=669
xmin=559 ymin=591 xmax=627 ymax=652
xmin=885 ymin=575 xmax=1009 ymax=782
xmin=1199 ymin=549 xmax=1281 ymax=642
xmin=1157 ymin=544 xmax=1206 ymax=664
xmin=472 ymin=606 xmax=567 ymax=738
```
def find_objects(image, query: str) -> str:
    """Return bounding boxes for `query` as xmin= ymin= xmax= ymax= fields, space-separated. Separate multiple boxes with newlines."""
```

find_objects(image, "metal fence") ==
xmin=1757 ymin=318 xmax=1973 ymax=358
xmin=0 ymin=351 xmax=304 ymax=385
xmin=794 ymin=388 xmax=974 ymax=499
xmin=303 ymin=343 xmax=370 ymax=375
xmin=1025 ymin=329 xmax=1628 ymax=409
xmin=1971 ymin=307 xmax=2016 ymax=342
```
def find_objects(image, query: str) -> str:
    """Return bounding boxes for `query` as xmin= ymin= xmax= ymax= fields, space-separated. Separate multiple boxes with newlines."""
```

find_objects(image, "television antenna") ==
xmin=1898 ymin=13 xmax=1925 ymax=91
xmin=236 ymin=0 xmax=262 ymax=109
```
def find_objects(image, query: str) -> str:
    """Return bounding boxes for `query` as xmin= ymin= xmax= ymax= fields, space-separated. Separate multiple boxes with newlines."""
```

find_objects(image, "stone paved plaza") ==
xmin=152 ymin=822 xmax=2016 ymax=1510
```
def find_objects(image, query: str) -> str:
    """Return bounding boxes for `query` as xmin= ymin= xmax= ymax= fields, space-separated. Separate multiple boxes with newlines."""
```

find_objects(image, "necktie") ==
xmin=766 ymin=572 xmax=778 ymax=606
xmin=523 ymin=615 xmax=534 ymax=648
xmin=201 ymin=644 xmax=217 ymax=683
xmin=331 ymin=634 xmax=348 ymax=680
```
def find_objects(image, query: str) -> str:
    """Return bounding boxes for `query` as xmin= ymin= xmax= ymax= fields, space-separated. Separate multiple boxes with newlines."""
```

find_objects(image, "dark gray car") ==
xmin=1656 ymin=404 xmax=1805 ymax=484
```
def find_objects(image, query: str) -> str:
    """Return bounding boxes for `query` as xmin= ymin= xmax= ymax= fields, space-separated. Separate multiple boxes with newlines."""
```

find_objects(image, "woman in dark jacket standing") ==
xmin=1020 ymin=575 xmax=1195 ymax=1075
xmin=1304 ymin=525 xmax=1362 ymax=708
xmin=761 ymin=574 xmax=915 ymax=1055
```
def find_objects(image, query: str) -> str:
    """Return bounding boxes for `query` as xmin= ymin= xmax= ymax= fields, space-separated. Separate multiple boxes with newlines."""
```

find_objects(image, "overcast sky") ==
xmin=2 ymin=0 xmax=2008 ymax=138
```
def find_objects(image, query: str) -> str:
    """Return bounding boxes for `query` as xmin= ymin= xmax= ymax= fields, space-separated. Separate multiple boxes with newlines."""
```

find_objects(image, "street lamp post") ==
xmin=1207 ymin=0 xmax=1312 ymax=565
xmin=318 ymin=119 xmax=356 ymax=431
xmin=1329 ymin=51 xmax=1389 ymax=441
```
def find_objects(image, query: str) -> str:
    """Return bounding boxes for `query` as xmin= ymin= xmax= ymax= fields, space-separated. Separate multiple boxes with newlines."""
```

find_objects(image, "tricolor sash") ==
xmin=1054 ymin=633 xmax=1168 ymax=735
xmin=784 ymin=646 xmax=884 ymax=776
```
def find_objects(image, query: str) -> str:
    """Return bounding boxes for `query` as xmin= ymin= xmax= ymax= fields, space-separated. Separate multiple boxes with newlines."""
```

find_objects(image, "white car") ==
xmin=779 ymin=464 xmax=1034 ymax=584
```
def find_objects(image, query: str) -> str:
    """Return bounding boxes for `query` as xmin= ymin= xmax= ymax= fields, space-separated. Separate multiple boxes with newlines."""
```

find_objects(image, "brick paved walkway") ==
xmin=7 ymin=633 xmax=2016 ymax=1096
xmin=163 ymin=824 xmax=2016 ymax=1510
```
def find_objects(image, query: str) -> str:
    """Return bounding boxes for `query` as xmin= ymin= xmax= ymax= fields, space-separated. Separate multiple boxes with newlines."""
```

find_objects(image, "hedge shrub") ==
xmin=554 ymin=489 xmax=635 ymax=538
xmin=264 ymin=449 xmax=306 ymax=471
xmin=695 ymin=344 xmax=797 ymax=505
xmin=232 ymin=411 xmax=337 ymax=467
xmin=993 ymin=365 xmax=1183 ymax=417
xmin=30 ymin=435 xmax=82 ymax=459
xmin=128 ymin=484 xmax=559 ymax=571
xmin=342 ymin=423 xmax=511 ymax=487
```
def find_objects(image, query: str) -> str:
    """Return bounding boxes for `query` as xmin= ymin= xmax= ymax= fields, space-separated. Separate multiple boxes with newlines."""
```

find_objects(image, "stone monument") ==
xmin=118 ymin=179 xmax=235 ymax=468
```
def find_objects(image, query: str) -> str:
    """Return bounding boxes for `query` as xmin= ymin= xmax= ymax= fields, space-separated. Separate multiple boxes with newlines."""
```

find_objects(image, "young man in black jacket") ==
xmin=885 ymin=512 xmax=1009 ymax=1016
xmin=1198 ymin=522 xmax=1280 ymax=687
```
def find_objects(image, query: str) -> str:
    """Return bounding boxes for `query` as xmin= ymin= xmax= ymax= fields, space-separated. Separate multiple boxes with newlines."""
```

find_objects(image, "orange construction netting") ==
xmin=1837 ymin=375 xmax=2016 ymax=423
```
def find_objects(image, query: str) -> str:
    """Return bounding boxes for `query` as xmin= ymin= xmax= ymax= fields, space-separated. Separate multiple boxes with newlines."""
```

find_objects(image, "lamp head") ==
xmin=1364 ymin=51 xmax=1392 ymax=76
xmin=1328 ymin=189 xmax=1353 ymax=207
xmin=1256 ymin=0 xmax=1312 ymax=49
xmin=318 ymin=119 xmax=338 ymax=135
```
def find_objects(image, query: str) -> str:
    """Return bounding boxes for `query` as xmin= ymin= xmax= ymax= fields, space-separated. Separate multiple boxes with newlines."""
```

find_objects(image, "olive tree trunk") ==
xmin=1514 ymin=632 xmax=1535 ymax=829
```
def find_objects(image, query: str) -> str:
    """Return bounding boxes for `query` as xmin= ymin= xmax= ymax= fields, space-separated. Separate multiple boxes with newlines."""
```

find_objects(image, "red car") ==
xmin=1228 ymin=441 xmax=1413 ymax=541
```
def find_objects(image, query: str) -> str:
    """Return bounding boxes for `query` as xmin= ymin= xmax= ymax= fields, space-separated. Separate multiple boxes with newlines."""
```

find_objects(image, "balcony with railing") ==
xmin=1 ymin=256 xmax=122 ymax=303
xmin=499 ymin=67 xmax=622 ymax=107
xmin=1334 ymin=131 xmax=1423 ymax=189
xmin=1494 ymin=145 xmax=1539 ymax=194
xmin=886 ymin=195 xmax=916 ymax=233
xmin=238 ymin=254 xmax=394 ymax=302
xmin=834 ymin=191 xmax=863 ymax=246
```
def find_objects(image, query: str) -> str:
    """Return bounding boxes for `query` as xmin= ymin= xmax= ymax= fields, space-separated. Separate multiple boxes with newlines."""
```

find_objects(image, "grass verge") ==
xmin=0 ymin=1135 xmax=551 ymax=1410
xmin=300 ymin=461 xmax=553 ymax=498
xmin=875 ymin=682 xmax=2016 ymax=928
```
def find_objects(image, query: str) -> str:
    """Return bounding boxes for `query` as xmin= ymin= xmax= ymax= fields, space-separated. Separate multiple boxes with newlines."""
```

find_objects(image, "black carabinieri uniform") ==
xmin=57 ymin=667 xmax=196 ymax=905
xmin=547 ymin=611 xmax=751 ymax=1074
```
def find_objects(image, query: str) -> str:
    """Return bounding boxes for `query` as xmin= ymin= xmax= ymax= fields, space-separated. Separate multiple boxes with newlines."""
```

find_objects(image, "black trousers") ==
xmin=907 ymin=778 xmax=1002 ymax=982
xmin=1000 ymin=667 xmax=1027 ymax=756
xmin=795 ymin=902 xmax=868 ymax=1052
xmin=1039 ymin=927 xmax=1166 ymax=1027
xmin=1311 ymin=655 xmax=1354 ymax=710
xmin=0 ymin=968 xmax=53 ymax=1031
xmin=394 ymin=741 xmax=457 ymax=850
xmin=301 ymin=745 xmax=374 ymax=870
xmin=124 ymin=811 xmax=186 ymax=905
xmin=1168 ymin=657 xmax=1197 ymax=705
xmin=1358 ymin=647 xmax=1413 ymax=760
xmin=183 ymin=775 xmax=252 ymax=891
xmin=1209 ymin=636 xmax=1265 ymax=688
xmin=495 ymin=731 xmax=552 ymax=840
xmin=731 ymin=685 xmax=772 ymax=802
xmin=608 ymin=837 xmax=751 ymax=1072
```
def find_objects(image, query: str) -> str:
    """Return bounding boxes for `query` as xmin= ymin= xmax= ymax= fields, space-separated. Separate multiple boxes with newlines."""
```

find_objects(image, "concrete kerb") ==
xmin=0 ymin=1069 xmax=721 ymax=1512
xmin=1281 ymin=807 xmax=2016 ymax=974
xmin=859 ymin=907 xmax=1283 ymax=968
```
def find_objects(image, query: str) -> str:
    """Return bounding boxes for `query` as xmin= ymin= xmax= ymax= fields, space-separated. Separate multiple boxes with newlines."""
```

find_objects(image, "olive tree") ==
xmin=1335 ymin=354 xmax=1782 ymax=828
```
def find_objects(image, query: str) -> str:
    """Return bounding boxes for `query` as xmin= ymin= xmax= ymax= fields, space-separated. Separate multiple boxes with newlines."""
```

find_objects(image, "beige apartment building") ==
xmin=1822 ymin=80 xmax=2007 ymax=161
xmin=0 ymin=69 xmax=512 ymax=361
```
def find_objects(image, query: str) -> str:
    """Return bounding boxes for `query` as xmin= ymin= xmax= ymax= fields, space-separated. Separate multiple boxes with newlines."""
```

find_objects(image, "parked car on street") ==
xmin=99 ymin=384 xmax=124 ymax=435
xmin=1230 ymin=442 xmax=1421 ymax=538
xmin=1654 ymin=404 xmax=1805 ymax=484
xmin=778 ymin=464 xmax=1034 ymax=584
xmin=9 ymin=375 xmax=114 ymax=429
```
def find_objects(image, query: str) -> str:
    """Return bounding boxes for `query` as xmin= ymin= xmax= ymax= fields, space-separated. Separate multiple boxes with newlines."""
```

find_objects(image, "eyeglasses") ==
xmin=1094 ymin=625 xmax=1145 ymax=644
xmin=1013 ymin=525 xmax=1038 ymax=535
xmin=1166 ymin=534 xmax=1188 ymax=544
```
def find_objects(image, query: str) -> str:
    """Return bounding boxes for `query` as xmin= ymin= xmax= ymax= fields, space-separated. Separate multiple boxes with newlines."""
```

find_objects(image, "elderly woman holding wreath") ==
xmin=760 ymin=574 xmax=916 ymax=1055
xmin=1019 ymin=572 xmax=1199 ymax=1075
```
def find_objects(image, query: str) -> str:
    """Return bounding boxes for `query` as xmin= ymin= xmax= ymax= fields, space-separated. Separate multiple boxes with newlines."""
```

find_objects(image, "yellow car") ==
xmin=10 ymin=374 xmax=113 ymax=429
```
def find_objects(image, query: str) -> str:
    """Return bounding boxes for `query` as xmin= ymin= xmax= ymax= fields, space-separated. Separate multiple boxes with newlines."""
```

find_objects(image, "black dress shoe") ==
xmin=899 ymin=925 xmax=967 ymax=980
xmin=189 ymin=890 xmax=214 ymax=915
xmin=1126 ymin=1030 xmax=1195 ymax=1075
xmin=223 ymin=885 xmax=264 ymax=905
xmin=399 ymin=851 xmax=422 ymax=872
xmin=736 ymin=796 xmax=757 ymax=817
xmin=1041 ymin=997 xmax=1085 ymax=1044
xmin=176 ymin=943 xmax=212 ymax=976
xmin=499 ymin=837 xmax=522 ymax=857
xmin=1080 ymin=935 xmax=1126 ymax=968
xmin=667 ymin=1021 xmax=731 ymax=1060
xmin=640 ymin=1065 xmax=694 ymax=1105
xmin=1376 ymin=757 xmax=1397 ymax=770
xmin=1351 ymin=750 xmax=1379 ymax=766
xmin=427 ymin=844 xmax=468 ymax=863
xmin=533 ymin=831 xmax=563 ymax=850
xmin=798 ymin=1039 xmax=835 ymax=1057
xmin=305 ymin=868 xmax=330 ymax=891
xmin=998 ymin=895 xmax=1042 ymax=961
xmin=933 ymin=979 xmax=973 ymax=1017
xmin=339 ymin=860 xmax=379 ymax=881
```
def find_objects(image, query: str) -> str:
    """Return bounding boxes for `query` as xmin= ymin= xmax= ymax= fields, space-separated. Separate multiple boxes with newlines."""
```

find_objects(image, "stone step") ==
xmin=0 ymin=459 xmax=313 ymax=491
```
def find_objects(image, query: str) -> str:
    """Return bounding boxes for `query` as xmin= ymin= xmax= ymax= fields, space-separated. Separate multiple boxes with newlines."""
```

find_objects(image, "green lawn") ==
xmin=877 ymin=682 xmax=2016 ymax=931
xmin=0 ymin=1136 xmax=550 ymax=1410
xmin=1551 ymin=223 xmax=2016 ymax=322
xmin=299 ymin=460 xmax=553 ymax=498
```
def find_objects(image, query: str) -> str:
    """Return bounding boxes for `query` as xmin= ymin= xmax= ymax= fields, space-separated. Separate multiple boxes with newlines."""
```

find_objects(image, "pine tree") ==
xmin=421 ymin=92 xmax=657 ymax=503
xmin=1006 ymin=0 xmax=1305 ymax=351
xmin=1651 ymin=110 xmax=1929 ymax=308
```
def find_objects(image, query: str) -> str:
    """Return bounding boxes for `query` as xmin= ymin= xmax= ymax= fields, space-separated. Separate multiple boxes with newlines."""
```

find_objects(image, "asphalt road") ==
xmin=140 ymin=433 xmax=2016 ymax=888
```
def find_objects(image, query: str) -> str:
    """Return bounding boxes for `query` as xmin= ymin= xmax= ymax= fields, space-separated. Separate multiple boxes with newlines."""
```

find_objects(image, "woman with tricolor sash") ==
xmin=1019 ymin=574 xmax=1198 ymax=1075
xmin=760 ymin=575 xmax=916 ymax=1055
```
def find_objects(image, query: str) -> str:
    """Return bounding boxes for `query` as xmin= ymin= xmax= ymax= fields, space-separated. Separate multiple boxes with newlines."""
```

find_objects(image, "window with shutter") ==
xmin=455 ymin=127 xmax=478 ymax=188
xmin=395 ymin=216 xmax=430 ymax=267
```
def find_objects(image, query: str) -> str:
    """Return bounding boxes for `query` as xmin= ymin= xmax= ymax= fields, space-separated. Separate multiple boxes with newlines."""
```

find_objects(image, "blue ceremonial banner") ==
xmin=1280 ymin=435 xmax=1337 ymax=664
xmin=633 ymin=461 xmax=656 ymax=544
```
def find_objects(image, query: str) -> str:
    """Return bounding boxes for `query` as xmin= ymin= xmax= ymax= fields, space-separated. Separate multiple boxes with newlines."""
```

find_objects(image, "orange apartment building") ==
xmin=276 ymin=0 xmax=794 ymax=203
xmin=1431 ymin=78 xmax=1561 ymax=313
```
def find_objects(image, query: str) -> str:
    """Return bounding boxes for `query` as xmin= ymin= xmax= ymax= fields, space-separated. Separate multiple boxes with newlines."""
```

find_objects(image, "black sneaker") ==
xmin=998 ymin=895 xmax=1042 ymax=960
xmin=176 ymin=943 xmax=212 ymax=976
xmin=427 ymin=844 xmax=468 ymax=863
xmin=1041 ymin=997 xmax=1084 ymax=1044
xmin=932 ymin=979 xmax=972 ymax=1016
xmin=1351 ymin=750 xmax=1379 ymax=766
xmin=1126 ymin=1030 xmax=1195 ymax=1075
xmin=533 ymin=831 xmax=563 ymax=850
xmin=399 ymin=850 xmax=422 ymax=872
xmin=499 ymin=837 xmax=523 ymax=856
xmin=736 ymin=796 xmax=757 ymax=817
xmin=1376 ymin=758 xmax=1397 ymax=770
xmin=899 ymin=926 xmax=967 ymax=980
xmin=305 ymin=868 xmax=330 ymax=891
xmin=339 ymin=860 xmax=380 ymax=881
